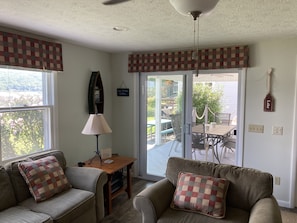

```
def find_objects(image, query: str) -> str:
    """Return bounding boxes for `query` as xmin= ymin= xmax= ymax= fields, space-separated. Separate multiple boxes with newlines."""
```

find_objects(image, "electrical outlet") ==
xmin=272 ymin=126 xmax=283 ymax=135
xmin=248 ymin=124 xmax=264 ymax=133
xmin=275 ymin=177 xmax=280 ymax=185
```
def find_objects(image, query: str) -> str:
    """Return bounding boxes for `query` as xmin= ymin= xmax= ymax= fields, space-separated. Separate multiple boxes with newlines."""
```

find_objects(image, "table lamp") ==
xmin=82 ymin=114 xmax=112 ymax=163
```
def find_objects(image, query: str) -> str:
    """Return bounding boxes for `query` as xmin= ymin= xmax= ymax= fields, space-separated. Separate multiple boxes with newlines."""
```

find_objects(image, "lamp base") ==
xmin=88 ymin=152 xmax=102 ymax=165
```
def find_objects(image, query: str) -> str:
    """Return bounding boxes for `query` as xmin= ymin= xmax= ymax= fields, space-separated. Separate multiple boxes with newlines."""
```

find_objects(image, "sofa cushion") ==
xmin=166 ymin=157 xmax=273 ymax=212
xmin=0 ymin=166 xmax=17 ymax=211
xmin=171 ymin=172 xmax=229 ymax=218
xmin=20 ymin=188 xmax=95 ymax=223
xmin=0 ymin=206 xmax=52 ymax=223
xmin=5 ymin=150 xmax=67 ymax=203
xmin=18 ymin=155 xmax=71 ymax=202
xmin=29 ymin=150 xmax=68 ymax=170
xmin=166 ymin=157 xmax=216 ymax=186
xmin=5 ymin=161 xmax=32 ymax=203
xmin=215 ymin=164 xmax=273 ymax=211
xmin=159 ymin=206 xmax=250 ymax=223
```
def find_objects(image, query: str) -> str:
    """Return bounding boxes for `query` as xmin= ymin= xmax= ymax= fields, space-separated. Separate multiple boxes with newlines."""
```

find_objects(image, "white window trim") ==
xmin=0 ymin=67 xmax=58 ymax=164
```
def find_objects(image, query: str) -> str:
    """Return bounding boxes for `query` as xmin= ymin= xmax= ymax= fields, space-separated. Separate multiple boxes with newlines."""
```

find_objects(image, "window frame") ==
xmin=0 ymin=66 xmax=57 ymax=163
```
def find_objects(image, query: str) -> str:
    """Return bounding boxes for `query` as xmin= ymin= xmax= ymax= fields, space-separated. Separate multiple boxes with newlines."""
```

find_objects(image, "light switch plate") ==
xmin=248 ymin=124 xmax=264 ymax=133
xmin=275 ymin=176 xmax=280 ymax=185
xmin=272 ymin=126 xmax=283 ymax=135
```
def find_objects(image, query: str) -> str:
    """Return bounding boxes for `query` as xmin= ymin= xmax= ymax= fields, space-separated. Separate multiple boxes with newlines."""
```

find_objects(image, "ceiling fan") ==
xmin=102 ymin=0 xmax=131 ymax=5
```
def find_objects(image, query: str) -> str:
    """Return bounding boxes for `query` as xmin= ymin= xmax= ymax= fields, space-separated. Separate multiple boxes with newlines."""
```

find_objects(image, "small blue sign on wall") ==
xmin=117 ymin=88 xmax=129 ymax=96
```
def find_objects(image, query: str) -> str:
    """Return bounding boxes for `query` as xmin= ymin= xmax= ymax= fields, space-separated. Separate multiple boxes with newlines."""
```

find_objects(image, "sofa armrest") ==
xmin=65 ymin=166 xmax=107 ymax=192
xmin=65 ymin=167 xmax=107 ymax=221
xmin=249 ymin=196 xmax=282 ymax=223
xmin=133 ymin=178 xmax=175 ymax=223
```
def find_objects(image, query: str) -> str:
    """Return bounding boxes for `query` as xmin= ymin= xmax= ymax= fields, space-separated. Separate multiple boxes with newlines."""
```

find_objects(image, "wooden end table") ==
xmin=84 ymin=155 xmax=136 ymax=215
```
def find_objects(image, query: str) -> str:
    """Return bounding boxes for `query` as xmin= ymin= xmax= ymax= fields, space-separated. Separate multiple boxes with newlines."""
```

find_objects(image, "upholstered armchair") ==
xmin=133 ymin=157 xmax=282 ymax=223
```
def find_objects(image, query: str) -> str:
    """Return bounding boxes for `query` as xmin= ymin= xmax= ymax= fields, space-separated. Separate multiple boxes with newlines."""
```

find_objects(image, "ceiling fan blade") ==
xmin=102 ymin=0 xmax=131 ymax=5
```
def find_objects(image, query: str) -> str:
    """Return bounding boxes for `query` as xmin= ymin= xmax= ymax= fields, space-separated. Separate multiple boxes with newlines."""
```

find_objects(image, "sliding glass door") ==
xmin=138 ymin=69 xmax=245 ymax=181
xmin=139 ymin=72 xmax=193 ymax=181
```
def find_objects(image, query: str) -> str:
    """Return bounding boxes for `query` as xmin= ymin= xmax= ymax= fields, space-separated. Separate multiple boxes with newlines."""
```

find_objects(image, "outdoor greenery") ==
xmin=1 ymin=109 xmax=44 ymax=160
xmin=0 ymin=71 xmax=42 ymax=92
xmin=147 ymin=96 xmax=155 ymax=118
xmin=147 ymin=82 xmax=222 ymax=120
xmin=0 ymin=68 xmax=46 ymax=160
xmin=146 ymin=80 xmax=223 ymax=136
xmin=192 ymin=83 xmax=223 ymax=124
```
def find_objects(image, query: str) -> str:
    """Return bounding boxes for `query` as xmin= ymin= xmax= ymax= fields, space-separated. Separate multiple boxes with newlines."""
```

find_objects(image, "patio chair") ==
xmin=168 ymin=113 xmax=182 ymax=156
xmin=215 ymin=112 xmax=231 ymax=125
xmin=220 ymin=130 xmax=236 ymax=158
xmin=192 ymin=124 xmax=214 ymax=161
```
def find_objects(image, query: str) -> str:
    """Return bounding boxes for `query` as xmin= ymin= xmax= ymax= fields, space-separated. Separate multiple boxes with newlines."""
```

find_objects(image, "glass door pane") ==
xmin=145 ymin=74 xmax=185 ymax=177
xmin=191 ymin=73 xmax=238 ymax=165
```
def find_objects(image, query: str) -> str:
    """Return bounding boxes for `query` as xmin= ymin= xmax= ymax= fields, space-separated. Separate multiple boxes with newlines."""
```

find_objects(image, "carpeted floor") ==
xmin=100 ymin=178 xmax=296 ymax=223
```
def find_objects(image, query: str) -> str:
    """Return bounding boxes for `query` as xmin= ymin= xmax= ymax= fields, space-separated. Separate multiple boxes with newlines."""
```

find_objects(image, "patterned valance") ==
xmin=128 ymin=45 xmax=249 ymax=73
xmin=0 ymin=31 xmax=63 ymax=71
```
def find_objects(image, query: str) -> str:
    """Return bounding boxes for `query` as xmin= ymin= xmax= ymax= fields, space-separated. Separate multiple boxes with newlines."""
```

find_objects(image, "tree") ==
xmin=147 ymin=96 xmax=155 ymax=117
xmin=168 ymin=82 xmax=223 ymax=124
xmin=0 ymin=68 xmax=48 ymax=160
xmin=0 ymin=94 xmax=44 ymax=160
xmin=192 ymin=83 xmax=223 ymax=124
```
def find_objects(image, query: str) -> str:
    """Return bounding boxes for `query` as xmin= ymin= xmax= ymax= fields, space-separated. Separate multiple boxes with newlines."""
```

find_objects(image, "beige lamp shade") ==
xmin=169 ymin=0 xmax=219 ymax=16
xmin=82 ymin=114 xmax=112 ymax=135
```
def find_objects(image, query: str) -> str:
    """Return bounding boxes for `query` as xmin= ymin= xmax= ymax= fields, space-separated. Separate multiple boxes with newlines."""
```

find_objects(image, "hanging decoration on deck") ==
xmin=264 ymin=68 xmax=275 ymax=112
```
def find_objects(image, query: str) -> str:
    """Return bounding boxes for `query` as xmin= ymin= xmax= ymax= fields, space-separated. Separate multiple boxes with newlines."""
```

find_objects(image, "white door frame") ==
xmin=135 ymin=68 xmax=246 ymax=180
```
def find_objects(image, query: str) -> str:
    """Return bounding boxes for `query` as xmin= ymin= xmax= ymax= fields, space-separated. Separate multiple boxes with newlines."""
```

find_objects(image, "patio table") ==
xmin=147 ymin=119 xmax=172 ymax=142
xmin=192 ymin=124 xmax=236 ymax=163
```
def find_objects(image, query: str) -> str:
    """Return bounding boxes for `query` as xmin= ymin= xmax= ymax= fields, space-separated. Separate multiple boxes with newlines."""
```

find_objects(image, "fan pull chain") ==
xmin=191 ymin=11 xmax=201 ymax=77
xmin=196 ymin=16 xmax=200 ymax=76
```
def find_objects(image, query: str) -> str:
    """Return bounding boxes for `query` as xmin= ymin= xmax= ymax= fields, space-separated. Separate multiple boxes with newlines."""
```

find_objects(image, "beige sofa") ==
xmin=134 ymin=157 xmax=282 ymax=223
xmin=0 ymin=150 xmax=107 ymax=223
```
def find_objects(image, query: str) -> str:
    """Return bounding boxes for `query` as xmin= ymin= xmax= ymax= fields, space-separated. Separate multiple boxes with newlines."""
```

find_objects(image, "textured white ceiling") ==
xmin=0 ymin=0 xmax=297 ymax=53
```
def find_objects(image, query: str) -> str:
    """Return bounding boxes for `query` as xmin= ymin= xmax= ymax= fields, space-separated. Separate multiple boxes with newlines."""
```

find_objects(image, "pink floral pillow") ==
xmin=18 ymin=155 xmax=71 ymax=202
xmin=171 ymin=172 xmax=229 ymax=218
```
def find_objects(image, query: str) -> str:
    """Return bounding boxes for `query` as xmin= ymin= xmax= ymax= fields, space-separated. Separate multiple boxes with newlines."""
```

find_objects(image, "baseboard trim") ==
xmin=278 ymin=200 xmax=292 ymax=208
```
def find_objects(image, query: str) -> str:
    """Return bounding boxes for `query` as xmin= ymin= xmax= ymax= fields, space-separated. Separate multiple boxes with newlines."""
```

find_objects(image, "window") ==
xmin=0 ymin=67 xmax=55 ymax=161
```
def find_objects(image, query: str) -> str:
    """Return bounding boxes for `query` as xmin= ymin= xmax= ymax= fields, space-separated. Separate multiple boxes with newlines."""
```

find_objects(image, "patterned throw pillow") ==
xmin=18 ymin=155 xmax=71 ymax=202
xmin=171 ymin=172 xmax=229 ymax=218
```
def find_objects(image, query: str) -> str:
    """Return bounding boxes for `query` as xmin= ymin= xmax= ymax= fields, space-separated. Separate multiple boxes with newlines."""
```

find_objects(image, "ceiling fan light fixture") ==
xmin=169 ymin=0 xmax=219 ymax=17
xmin=169 ymin=0 xmax=220 ymax=77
